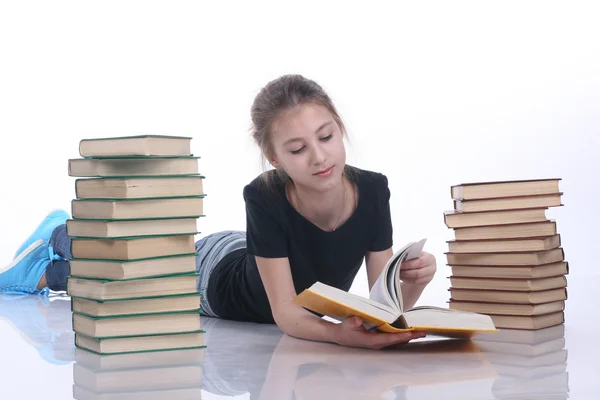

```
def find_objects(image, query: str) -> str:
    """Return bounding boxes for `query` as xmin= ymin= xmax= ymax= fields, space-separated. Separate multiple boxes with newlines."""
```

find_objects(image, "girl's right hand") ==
xmin=334 ymin=316 xmax=426 ymax=349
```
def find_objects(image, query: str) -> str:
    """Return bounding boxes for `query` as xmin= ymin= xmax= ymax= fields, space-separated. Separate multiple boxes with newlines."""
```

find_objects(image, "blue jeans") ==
xmin=45 ymin=225 xmax=247 ymax=317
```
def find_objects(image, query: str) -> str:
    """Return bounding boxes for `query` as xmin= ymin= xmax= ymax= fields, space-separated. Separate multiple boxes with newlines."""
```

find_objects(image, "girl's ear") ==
xmin=270 ymin=157 xmax=280 ymax=168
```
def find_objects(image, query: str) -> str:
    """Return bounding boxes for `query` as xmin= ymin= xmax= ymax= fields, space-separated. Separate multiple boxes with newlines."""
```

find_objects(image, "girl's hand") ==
xmin=400 ymin=251 xmax=437 ymax=286
xmin=334 ymin=316 xmax=426 ymax=349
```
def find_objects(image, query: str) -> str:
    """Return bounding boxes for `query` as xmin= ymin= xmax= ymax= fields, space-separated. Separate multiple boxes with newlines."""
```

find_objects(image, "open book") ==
xmin=294 ymin=239 xmax=497 ymax=338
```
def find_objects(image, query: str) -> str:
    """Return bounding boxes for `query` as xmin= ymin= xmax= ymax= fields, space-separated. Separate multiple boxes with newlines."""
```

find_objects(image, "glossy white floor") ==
xmin=0 ymin=275 xmax=596 ymax=400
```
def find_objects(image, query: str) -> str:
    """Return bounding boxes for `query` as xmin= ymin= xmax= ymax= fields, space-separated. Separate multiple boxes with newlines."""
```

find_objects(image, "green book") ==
xmin=74 ymin=330 xmax=206 ymax=355
xmin=72 ymin=310 xmax=202 ymax=339
xmin=71 ymin=196 xmax=206 ymax=220
xmin=79 ymin=135 xmax=193 ymax=158
xmin=74 ymin=175 xmax=205 ymax=200
xmin=69 ymin=253 xmax=199 ymax=280
xmin=69 ymin=233 xmax=199 ymax=261
xmin=66 ymin=272 xmax=200 ymax=301
xmin=69 ymin=155 xmax=201 ymax=177
xmin=71 ymin=292 xmax=202 ymax=318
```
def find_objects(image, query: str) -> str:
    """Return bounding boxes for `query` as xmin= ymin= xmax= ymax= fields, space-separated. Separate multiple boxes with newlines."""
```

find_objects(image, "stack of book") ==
xmin=443 ymin=179 xmax=568 ymax=330
xmin=65 ymin=134 xmax=207 ymax=355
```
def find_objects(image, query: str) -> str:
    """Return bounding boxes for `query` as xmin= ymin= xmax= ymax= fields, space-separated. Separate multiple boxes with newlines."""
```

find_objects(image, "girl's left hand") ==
xmin=400 ymin=251 xmax=437 ymax=286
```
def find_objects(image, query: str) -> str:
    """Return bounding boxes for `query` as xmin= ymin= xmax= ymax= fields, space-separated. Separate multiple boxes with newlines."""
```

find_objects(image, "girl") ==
xmin=0 ymin=74 xmax=437 ymax=349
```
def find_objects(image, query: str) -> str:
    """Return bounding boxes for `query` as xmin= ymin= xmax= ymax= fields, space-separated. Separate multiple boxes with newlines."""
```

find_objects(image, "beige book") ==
xmin=451 ymin=178 xmax=561 ymax=200
xmin=75 ymin=331 xmax=205 ymax=355
xmin=449 ymin=275 xmax=567 ymax=292
xmin=449 ymin=287 xmax=567 ymax=304
xmin=72 ymin=197 xmax=204 ymax=220
xmin=453 ymin=221 xmax=558 ymax=240
xmin=66 ymin=218 xmax=199 ymax=238
xmin=68 ymin=156 xmax=199 ymax=177
xmin=72 ymin=293 xmax=201 ymax=317
xmin=454 ymin=193 xmax=563 ymax=212
xmin=444 ymin=208 xmax=549 ymax=228
xmin=449 ymin=262 xmax=569 ymax=279
xmin=490 ymin=312 xmax=564 ymax=330
xmin=446 ymin=247 xmax=565 ymax=266
xmin=67 ymin=274 xmax=199 ymax=301
xmin=75 ymin=176 xmax=204 ymax=199
xmin=72 ymin=311 xmax=201 ymax=338
xmin=447 ymin=235 xmax=561 ymax=253
xmin=471 ymin=324 xmax=565 ymax=345
xmin=70 ymin=235 xmax=196 ymax=260
xmin=69 ymin=254 xmax=197 ymax=280
xmin=448 ymin=300 xmax=565 ymax=316
xmin=78 ymin=135 xmax=192 ymax=157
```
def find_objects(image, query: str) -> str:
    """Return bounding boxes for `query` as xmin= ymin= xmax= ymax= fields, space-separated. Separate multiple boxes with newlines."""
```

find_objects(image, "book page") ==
xmin=369 ymin=250 xmax=405 ymax=311
xmin=395 ymin=238 xmax=427 ymax=313
xmin=369 ymin=239 xmax=427 ymax=313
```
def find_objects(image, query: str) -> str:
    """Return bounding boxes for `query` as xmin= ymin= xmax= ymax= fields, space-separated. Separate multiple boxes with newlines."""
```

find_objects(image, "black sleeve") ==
xmin=243 ymin=184 xmax=289 ymax=258
xmin=368 ymin=173 xmax=394 ymax=252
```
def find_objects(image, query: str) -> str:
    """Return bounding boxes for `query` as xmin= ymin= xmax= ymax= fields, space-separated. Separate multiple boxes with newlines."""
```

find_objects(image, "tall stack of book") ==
xmin=443 ymin=179 xmax=568 ymax=330
xmin=65 ymin=134 xmax=207 ymax=355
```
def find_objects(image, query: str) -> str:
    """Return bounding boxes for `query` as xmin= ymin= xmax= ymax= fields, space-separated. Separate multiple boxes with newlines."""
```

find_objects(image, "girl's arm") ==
xmin=254 ymin=255 xmax=339 ymax=343
xmin=365 ymin=248 xmax=435 ymax=310
xmin=255 ymin=255 xmax=423 ymax=348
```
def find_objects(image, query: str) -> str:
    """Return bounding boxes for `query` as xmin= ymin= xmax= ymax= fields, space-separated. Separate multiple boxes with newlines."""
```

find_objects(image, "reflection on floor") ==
xmin=0 ymin=292 xmax=572 ymax=399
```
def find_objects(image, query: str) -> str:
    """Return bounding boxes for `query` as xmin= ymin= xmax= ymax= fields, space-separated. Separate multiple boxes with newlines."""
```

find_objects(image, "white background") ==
xmin=0 ymin=1 xmax=599 ymax=399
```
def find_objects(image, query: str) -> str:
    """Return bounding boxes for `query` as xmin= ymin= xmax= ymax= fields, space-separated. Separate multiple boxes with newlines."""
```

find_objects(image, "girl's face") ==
xmin=269 ymin=102 xmax=346 ymax=192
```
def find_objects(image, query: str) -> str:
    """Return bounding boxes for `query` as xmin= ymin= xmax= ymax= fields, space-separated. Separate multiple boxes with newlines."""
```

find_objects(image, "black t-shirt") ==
xmin=206 ymin=165 xmax=393 ymax=323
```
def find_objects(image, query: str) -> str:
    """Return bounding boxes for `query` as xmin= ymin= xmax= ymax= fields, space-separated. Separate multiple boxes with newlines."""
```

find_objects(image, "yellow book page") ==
xmin=293 ymin=290 xmax=411 ymax=332
xmin=379 ymin=323 xmax=496 ymax=337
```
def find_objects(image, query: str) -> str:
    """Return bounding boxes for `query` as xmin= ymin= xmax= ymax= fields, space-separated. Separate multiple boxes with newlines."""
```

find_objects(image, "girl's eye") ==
xmin=320 ymin=133 xmax=333 ymax=141
xmin=291 ymin=146 xmax=305 ymax=155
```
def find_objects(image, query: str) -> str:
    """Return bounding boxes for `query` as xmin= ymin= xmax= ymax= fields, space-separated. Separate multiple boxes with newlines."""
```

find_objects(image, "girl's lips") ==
xmin=314 ymin=166 xmax=334 ymax=177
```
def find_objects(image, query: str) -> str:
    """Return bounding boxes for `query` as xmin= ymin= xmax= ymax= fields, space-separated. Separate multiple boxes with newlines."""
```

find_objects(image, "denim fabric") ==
xmin=45 ymin=224 xmax=71 ymax=292
xmin=44 ymin=225 xmax=247 ymax=311
xmin=195 ymin=231 xmax=246 ymax=317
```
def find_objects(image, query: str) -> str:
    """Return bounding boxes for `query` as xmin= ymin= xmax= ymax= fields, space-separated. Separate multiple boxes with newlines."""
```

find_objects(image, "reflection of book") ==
xmin=294 ymin=239 xmax=496 ymax=337
xmin=482 ymin=348 xmax=568 ymax=367
xmin=293 ymin=340 xmax=498 ymax=400
xmin=472 ymin=324 xmax=565 ymax=345
xmin=72 ymin=347 xmax=205 ymax=400
xmin=472 ymin=325 xmax=570 ymax=393
xmin=474 ymin=337 xmax=565 ymax=357
xmin=492 ymin=371 xmax=569 ymax=399
xmin=73 ymin=385 xmax=203 ymax=400
xmin=74 ymin=347 xmax=205 ymax=370
xmin=73 ymin=363 xmax=203 ymax=392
